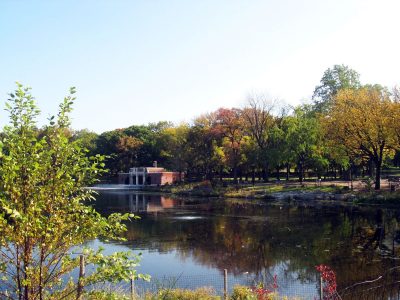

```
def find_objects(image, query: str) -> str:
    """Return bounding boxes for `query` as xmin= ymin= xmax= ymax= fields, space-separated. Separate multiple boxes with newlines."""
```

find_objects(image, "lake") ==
xmin=92 ymin=190 xmax=400 ymax=299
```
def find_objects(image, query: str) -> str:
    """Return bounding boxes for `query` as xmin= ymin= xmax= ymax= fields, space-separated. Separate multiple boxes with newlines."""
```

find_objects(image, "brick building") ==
xmin=118 ymin=166 xmax=183 ymax=186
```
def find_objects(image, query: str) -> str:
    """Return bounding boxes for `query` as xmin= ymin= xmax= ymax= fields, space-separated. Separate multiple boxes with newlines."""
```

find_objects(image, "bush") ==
xmin=85 ymin=290 xmax=130 ymax=300
xmin=145 ymin=287 xmax=220 ymax=300
xmin=230 ymin=285 xmax=256 ymax=300
xmin=230 ymin=285 xmax=281 ymax=300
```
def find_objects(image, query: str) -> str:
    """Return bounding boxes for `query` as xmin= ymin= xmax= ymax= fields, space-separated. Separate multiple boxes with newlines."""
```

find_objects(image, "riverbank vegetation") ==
xmin=144 ymin=180 xmax=349 ymax=198
xmin=72 ymin=65 xmax=400 ymax=192
xmin=144 ymin=179 xmax=400 ymax=206
xmin=80 ymin=286 xmax=300 ymax=300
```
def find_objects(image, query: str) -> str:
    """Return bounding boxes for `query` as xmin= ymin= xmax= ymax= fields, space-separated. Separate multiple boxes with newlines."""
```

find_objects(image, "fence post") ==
xmin=320 ymin=274 xmax=323 ymax=300
xmin=224 ymin=269 xmax=228 ymax=300
xmin=130 ymin=277 xmax=135 ymax=300
xmin=77 ymin=254 xmax=85 ymax=300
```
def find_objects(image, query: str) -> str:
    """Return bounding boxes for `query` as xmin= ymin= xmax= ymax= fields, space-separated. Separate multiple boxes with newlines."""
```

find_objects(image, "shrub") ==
xmin=145 ymin=287 xmax=220 ymax=300
xmin=230 ymin=285 xmax=279 ymax=300
xmin=230 ymin=285 xmax=256 ymax=300
xmin=0 ymin=84 xmax=148 ymax=299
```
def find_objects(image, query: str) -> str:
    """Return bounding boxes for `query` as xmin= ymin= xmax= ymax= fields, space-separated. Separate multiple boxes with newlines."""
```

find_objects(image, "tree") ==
xmin=96 ymin=129 xmax=125 ymax=174
xmin=324 ymin=87 xmax=400 ymax=189
xmin=313 ymin=65 xmax=361 ymax=113
xmin=242 ymin=94 xmax=276 ymax=181
xmin=213 ymin=108 xmax=247 ymax=183
xmin=72 ymin=129 xmax=99 ymax=157
xmin=267 ymin=121 xmax=286 ymax=180
xmin=116 ymin=135 xmax=143 ymax=170
xmin=157 ymin=124 xmax=189 ymax=178
xmin=0 ymin=84 xmax=148 ymax=299
xmin=124 ymin=122 xmax=171 ymax=167
xmin=285 ymin=106 xmax=327 ymax=182
xmin=186 ymin=113 xmax=219 ymax=181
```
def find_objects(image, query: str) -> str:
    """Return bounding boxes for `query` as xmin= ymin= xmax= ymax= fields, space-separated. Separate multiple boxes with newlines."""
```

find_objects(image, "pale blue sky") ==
xmin=0 ymin=0 xmax=399 ymax=133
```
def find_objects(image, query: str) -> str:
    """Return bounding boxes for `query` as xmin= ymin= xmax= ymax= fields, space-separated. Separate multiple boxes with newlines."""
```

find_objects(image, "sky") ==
xmin=0 ymin=0 xmax=399 ymax=133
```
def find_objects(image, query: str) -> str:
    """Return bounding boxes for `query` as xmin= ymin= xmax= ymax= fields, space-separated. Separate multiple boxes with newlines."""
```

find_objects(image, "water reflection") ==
xmin=95 ymin=191 xmax=183 ymax=213
xmin=93 ymin=191 xmax=400 ymax=299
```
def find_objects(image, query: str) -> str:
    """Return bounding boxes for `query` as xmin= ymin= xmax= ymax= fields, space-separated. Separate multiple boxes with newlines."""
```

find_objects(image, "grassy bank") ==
xmin=142 ymin=180 xmax=400 ymax=205
xmin=144 ymin=180 xmax=348 ymax=197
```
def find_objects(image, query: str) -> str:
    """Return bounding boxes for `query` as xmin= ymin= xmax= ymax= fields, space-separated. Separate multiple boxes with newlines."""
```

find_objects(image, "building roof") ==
xmin=145 ymin=167 xmax=166 ymax=173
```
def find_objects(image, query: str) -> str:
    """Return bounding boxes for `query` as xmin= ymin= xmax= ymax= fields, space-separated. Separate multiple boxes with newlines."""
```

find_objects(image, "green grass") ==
xmin=223 ymin=184 xmax=347 ymax=199
xmin=149 ymin=181 xmax=349 ymax=200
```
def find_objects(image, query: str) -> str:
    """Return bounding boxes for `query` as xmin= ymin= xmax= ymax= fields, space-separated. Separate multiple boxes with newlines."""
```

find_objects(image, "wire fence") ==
xmin=85 ymin=270 xmax=400 ymax=300
xmin=87 ymin=271 xmax=321 ymax=299
xmin=74 ymin=254 xmax=400 ymax=299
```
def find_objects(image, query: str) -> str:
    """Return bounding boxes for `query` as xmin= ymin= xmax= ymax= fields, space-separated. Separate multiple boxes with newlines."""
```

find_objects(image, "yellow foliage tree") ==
xmin=324 ymin=87 xmax=400 ymax=190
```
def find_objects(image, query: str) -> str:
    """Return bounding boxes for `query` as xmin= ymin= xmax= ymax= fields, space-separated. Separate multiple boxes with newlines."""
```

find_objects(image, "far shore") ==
xmin=135 ymin=178 xmax=400 ymax=207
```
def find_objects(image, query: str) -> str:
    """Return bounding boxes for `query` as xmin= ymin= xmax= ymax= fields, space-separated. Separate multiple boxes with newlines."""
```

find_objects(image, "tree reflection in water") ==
xmin=94 ymin=191 xmax=400 ymax=299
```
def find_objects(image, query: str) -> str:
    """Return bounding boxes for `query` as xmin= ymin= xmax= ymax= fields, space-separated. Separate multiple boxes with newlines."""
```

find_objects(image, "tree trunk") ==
xmin=252 ymin=167 xmax=255 ymax=185
xmin=276 ymin=167 xmax=280 ymax=181
xmin=375 ymin=159 xmax=382 ymax=190
xmin=23 ymin=241 xmax=32 ymax=300
xmin=286 ymin=163 xmax=290 ymax=181
xmin=343 ymin=168 xmax=350 ymax=181
xmin=368 ymin=159 xmax=374 ymax=178
xmin=349 ymin=167 xmax=353 ymax=190
xmin=298 ymin=162 xmax=303 ymax=183
xmin=263 ymin=165 xmax=269 ymax=182
xmin=233 ymin=165 xmax=238 ymax=184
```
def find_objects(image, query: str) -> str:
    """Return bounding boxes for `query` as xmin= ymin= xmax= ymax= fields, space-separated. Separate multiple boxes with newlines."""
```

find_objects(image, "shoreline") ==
xmin=139 ymin=181 xmax=400 ymax=207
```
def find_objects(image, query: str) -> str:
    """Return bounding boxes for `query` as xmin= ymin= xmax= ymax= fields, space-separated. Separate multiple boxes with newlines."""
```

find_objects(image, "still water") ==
xmin=92 ymin=190 xmax=400 ymax=299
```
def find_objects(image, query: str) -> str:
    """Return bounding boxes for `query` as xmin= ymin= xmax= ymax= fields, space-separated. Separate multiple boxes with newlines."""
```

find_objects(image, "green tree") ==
xmin=186 ymin=113 xmax=219 ymax=181
xmin=285 ymin=106 xmax=327 ymax=182
xmin=267 ymin=120 xmax=287 ymax=180
xmin=0 ymin=84 xmax=148 ymax=299
xmin=96 ymin=129 xmax=125 ymax=174
xmin=72 ymin=129 xmax=99 ymax=157
xmin=313 ymin=64 xmax=361 ymax=113
xmin=123 ymin=122 xmax=172 ymax=168
xmin=157 ymin=124 xmax=189 ymax=178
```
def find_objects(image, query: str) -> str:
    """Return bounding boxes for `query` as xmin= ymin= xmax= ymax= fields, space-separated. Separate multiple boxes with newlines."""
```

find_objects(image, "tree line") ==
xmin=73 ymin=65 xmax=400 ymax=190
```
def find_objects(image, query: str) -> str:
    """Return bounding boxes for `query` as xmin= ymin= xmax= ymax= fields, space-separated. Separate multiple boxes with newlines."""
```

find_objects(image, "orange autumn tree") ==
xmin=213 ymin=108 xmax=247 ymax=184
xmin=324 ymin=87 xmax=400 ymax=190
